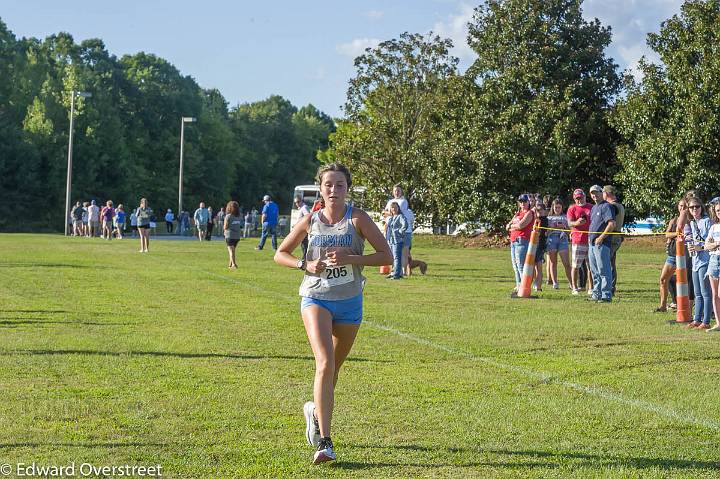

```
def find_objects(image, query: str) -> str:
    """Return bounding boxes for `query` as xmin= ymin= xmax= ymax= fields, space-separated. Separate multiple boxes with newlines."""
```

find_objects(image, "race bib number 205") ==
xmin=320 ymin=265 xmax=354 ymax=288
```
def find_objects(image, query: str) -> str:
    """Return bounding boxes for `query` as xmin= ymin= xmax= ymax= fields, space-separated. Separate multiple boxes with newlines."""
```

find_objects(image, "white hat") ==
xmin=263 ymin=195 xmax=271 ymax=201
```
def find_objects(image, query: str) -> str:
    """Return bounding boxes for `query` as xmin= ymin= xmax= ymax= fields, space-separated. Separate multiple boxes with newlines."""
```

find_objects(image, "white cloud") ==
xmin=431 ymin=3 xmax=475 ymax=68
xmin=336 ymin=38 xmax=381 ymax=58
xmin=582 ymin=0 xmax=684 ymax=77
xmin=365 ymin=10 xmax=384 ymax=20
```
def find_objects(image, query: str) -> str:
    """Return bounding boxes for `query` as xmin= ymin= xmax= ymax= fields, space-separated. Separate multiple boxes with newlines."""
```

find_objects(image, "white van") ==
xmin=290 ymin=185 xmax=383 ymax=230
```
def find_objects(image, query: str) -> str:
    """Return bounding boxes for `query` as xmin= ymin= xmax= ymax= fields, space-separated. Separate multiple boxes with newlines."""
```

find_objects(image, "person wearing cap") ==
xmin=567 ymin=188 xmax=593 ymax=294
xmin=506 ymin=194 xmax=536 ymax=292
xmin=295 ymin=196 xmax=312 ymax=259
xmin=603 ymin=185 xmax=625 ymax=294
xmin=256 ymin=194 xmax=279 ymax=250
xmin=587 ymin=184 xmax=616 ymax=302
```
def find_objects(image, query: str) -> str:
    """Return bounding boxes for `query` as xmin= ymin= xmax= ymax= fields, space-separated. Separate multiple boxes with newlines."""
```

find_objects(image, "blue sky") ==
xmin=4 ymin=0 xmax=684 ymax=118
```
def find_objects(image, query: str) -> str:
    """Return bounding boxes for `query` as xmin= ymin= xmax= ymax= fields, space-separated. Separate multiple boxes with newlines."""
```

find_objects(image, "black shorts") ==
xmin=138 ymin=224 xmax=150 ymax=230
xmin=225 ymin=238 xmax=240 ymax=247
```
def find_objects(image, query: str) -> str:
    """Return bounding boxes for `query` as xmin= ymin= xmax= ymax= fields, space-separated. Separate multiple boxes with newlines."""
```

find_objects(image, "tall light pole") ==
xmin=178 ymin=116 xmax=197 ymax=215
xmin=64 ymin=91 xmax=92 ymax=236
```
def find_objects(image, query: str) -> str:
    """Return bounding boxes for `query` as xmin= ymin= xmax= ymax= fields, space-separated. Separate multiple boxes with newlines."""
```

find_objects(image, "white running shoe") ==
xmin=303 ymin=401 xmax=320 ymax=447
xmin=313 ymin=438 xmax=336 ymax=464
xmin=572 ymin=289 xmax=579 ymax=295
xmin=553 ymin=283 xmax=559 ymax=290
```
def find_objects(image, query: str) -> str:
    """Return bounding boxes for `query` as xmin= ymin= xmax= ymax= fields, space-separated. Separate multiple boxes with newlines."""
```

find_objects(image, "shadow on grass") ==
xmin=0 ymin=349 xmax=389 ymax=363
xmin=0 ymin=442 xmax=167 ymax=449
xmin=0 ymin=309 xmax=73 ymax=314
xmin=0 ymin=262 xmax=103 ymax=269
xmin=338 ymin=445 xmax=720 ymax=471
xmin=0 ymin=319 xmax=129 ymax=327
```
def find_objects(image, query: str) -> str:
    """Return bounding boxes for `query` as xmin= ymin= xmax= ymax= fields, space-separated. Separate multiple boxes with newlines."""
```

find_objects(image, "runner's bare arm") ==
xmin=274 ymin=214 xmax=312 ymax=269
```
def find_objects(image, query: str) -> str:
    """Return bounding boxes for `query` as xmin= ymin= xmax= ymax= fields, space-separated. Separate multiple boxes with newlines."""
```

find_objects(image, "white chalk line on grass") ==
xmin=178 ymin=263 xmax=720 ymax=432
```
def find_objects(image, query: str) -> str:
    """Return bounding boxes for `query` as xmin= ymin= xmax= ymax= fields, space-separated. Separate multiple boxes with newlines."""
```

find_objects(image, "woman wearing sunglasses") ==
xmin=686 ymin=197 xmax=712 ymax=329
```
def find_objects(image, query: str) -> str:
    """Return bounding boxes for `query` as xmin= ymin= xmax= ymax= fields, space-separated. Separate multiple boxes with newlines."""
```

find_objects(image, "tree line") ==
xmin=323 ymin=0 xmax=720 ymax=230
xmin=0 ymin=19 xmax=334 ymax=231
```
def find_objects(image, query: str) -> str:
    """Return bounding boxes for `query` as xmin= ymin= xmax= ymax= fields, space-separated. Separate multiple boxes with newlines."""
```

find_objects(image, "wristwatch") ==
xmin=297 ymin=259 xmax=306 ymax=270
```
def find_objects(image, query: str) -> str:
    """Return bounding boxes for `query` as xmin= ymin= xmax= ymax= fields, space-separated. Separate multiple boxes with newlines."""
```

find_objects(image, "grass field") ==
xmin=1 ymin=233 xmax=719 ymax=478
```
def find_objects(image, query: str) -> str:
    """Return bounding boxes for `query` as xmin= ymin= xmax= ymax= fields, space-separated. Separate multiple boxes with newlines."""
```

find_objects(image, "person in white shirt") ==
xmin=87 ymin=200 xmax=100 ymax=237
xmin=294 ymin=196 xmax=311 ymax=259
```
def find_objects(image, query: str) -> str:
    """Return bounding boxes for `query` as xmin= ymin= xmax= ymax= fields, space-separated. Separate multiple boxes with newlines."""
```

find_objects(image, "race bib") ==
xmin=320 ymin=265 xmax=354 ymax=288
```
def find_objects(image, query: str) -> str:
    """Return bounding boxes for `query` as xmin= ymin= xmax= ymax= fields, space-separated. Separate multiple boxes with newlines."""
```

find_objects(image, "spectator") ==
xmin=604 ymin=185 xmax=625 ymax=294
xmin=506 ymin=194 xmax=535 ymax=293
xmin=115 ymin=204 xmax=126 ymax=239
xmin=251 ymin=208 xmax=259 ymax=232
xmin=279 ymin=215 xmax=288 ymax=237
xmin=704 ymin=197 xmax=720 ymax=332
xmin=135 ymin=198 xmax=153 ymax=253
xmin=656 ymin=199 xmax=687 ymax=312
xmin=82 ymin=202 xmax=89 ymax=237
xmin=256 ymin=195 xmax=279 ymax=251
xmin=215 ymin=207 xmax=225 ymax=238
xmin=130 ymin=208 xmax=138 ymax=237
xmin=587 ymin=184 xmax=616 ymax=302
xmin=224 ymin=201 xmax=243 ymax=270
xmin=385 ymin=184 xmax=409 ymax=214
xmin=533 ymin=201 xmax=549 ymax=291
xmin=546 ymin=199 xmax=572 ymax=289
xmin=206 ymin=206 xmax=214 ymax=240
xmin=71 ymin=201 xmax=84 ymax=237
xmin=88 ymin=200 xmax=100 ymax=237
xmin=165 ymin=209 xmax=175 ymax=234
xmin=193 ymin=202 xmax=209 ymax=242
xmin=101 ymin=200 xmax=115 ymax=241
xmin=243 ymin=210 xmax=253 ymax=238
xmin=295 ymin=197 xmax=311 ymax=259
xmin=386 ymin=201 xmax=408 ymax=280
xmin=567 ymin=189 xmax=593 ymax=295
xmin=687 ymin=197 xmax=712 ymax=329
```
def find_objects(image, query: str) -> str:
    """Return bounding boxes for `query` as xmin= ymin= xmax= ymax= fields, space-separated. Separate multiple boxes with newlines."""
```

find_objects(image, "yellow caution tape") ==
xmin=535 ymin=226 xmax=667 ymax=236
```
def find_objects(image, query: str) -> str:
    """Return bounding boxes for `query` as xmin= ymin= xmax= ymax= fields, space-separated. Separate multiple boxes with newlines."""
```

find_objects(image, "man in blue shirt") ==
xmin=587 ymin=185 xmax=617 ymax=302
xmin=193 ymin=202 xmax=209 ymax=242
xmin=256 ymin=194 xmax=279 ymax=250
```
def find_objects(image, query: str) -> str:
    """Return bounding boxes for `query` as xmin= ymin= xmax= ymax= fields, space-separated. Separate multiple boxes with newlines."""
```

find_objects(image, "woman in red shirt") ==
xmin=506 ymin=194 xmax=535 ymax=291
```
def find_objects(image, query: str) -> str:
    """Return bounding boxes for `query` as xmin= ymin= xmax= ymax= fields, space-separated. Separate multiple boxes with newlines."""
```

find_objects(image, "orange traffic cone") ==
xmin=380 ymin=265 xmax=390 ymax=275
xmin=517 ymin=220 xmax=540 ymax=298
xmin=674 ymin=235 xmax=692 ymax=323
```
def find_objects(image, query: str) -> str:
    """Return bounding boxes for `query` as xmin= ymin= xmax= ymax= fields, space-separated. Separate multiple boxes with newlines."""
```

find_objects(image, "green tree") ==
xmin=613 ymin=0 xmax=720 ymax=218
xmin=465 ymin=0 xmax=621 ymax=229
xmin=327 ymin=32 xmax=459 ymax=219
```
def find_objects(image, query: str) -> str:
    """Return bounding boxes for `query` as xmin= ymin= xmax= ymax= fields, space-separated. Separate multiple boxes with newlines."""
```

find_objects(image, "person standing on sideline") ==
xmin=243 ymin=210 xmax=253 ymax=238
xmin=81 ymin=202 xmax=89 ymax=237
xmin=193 ymin=202 xmax=209 ymax=241
xmin=88 ymin=200 xmax=100 ymax=237
xmin=703 ymin=198 xmax=720 ymax=331
xmin=384 ymin=184 xmax=409 ymax=215
xmin=546 ymin=199 xmax=572 ymax=289
xmin=506 ymin=194 xmax=535 ymax=294
xmin=295 ymin=196 xmax=311 ymax=259
xmin=115 ymin=205 xmax=126 ymax=239
xmin=224 ymin=201 xmax=243 ymax=269
xmin=567 ymin=189 xmax=593 ymax=295
xmin=687 ymin=197 xmax=712 ymax=329
xmin=135 ymin=198 xmax=153 ymax=253
xmin=274 ymin=163 xmax=392 ymax=465
xmin=386 ymin=201 xmax=408 ymax=279
xmin=130 ymin=208 xmax=138 ymax=237
xmin=604 ymin=185 xmax=625 ymax=295
xmin=206 ymin=207 xmax=214 ymax=240
xmin=165 ymin=209 xmax=174 ymax=234
xmin=587 ymin=185 xmax=616 ymax=302
xmin=215 ymin=207 xmax=226 ymax=238
xmin=256 ymin=195 xmax=279 ymax=251
xmin=71 ymin=201 xmax=84 ymax=237
xmin=101 ymin=200 xmax=115 ymax=241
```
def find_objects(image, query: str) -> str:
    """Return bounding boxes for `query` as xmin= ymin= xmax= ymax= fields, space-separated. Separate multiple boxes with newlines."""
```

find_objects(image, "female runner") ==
xmin=274 ymin=163 xmax=392 ymax=464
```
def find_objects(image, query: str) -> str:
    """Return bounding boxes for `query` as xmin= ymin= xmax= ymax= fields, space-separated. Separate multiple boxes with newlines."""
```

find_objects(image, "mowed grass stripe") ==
xmin=0 ymin=234 xmax=718 ymax=478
